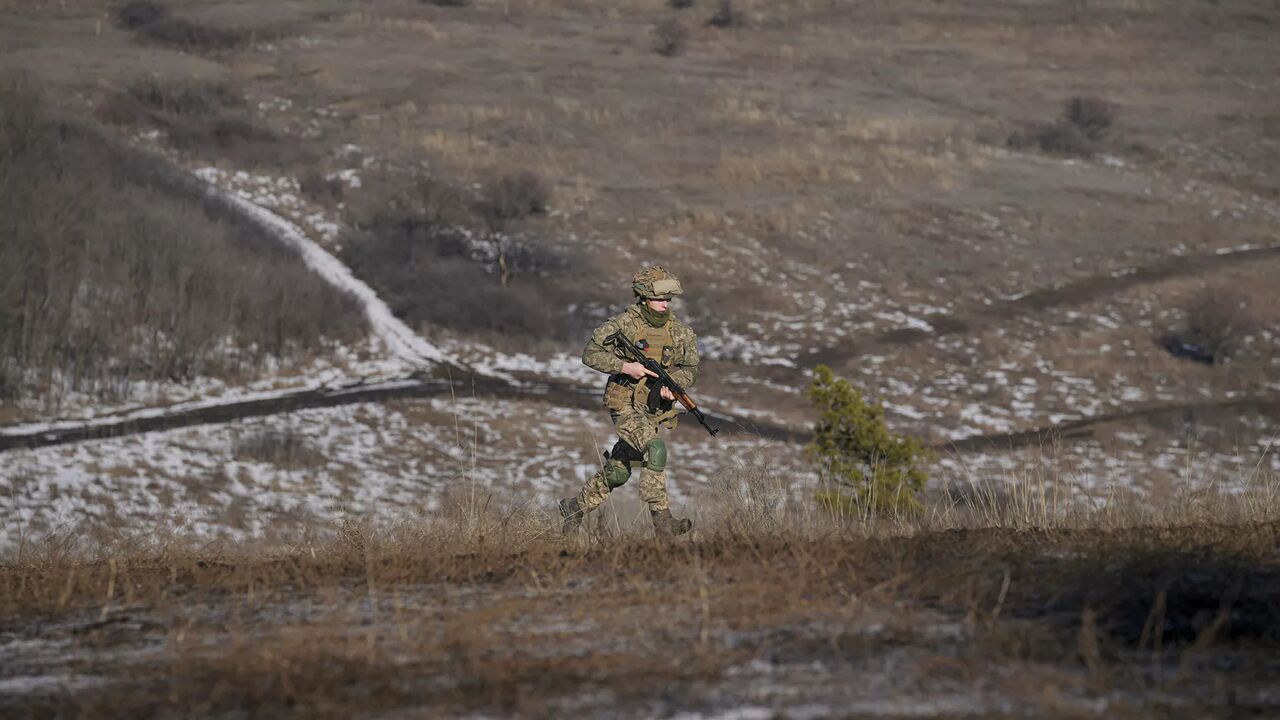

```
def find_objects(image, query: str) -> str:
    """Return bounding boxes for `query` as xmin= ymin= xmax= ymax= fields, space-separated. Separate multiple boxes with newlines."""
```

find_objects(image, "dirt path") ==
xmin=806 ymin=242 xmax=1280 ymax=366
xmin=0 ymin=367 xmax=808 ymax=453
xmin=940 ymin=393 xmax=1280 ymax=453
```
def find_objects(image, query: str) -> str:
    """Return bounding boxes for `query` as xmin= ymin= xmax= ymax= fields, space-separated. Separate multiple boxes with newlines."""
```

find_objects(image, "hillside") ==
xmin=0 ymin=2 xmax=1278 ymax=715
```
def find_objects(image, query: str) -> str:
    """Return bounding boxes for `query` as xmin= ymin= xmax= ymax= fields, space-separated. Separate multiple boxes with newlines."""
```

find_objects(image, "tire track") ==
xmin=938 ymin=394 xmax=1280 ymax=453
xmin=807 ymin=242 xmax=1280 ymax=366
xmin=0 ymin=367 xmax=807 ymax=453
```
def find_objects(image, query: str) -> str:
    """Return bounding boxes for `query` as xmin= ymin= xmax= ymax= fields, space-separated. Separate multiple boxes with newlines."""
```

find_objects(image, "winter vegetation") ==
xmin=2 ymin=0 xmax=1280 ymax=716
xmin=0 ymin=77 xmax=364 ymax=413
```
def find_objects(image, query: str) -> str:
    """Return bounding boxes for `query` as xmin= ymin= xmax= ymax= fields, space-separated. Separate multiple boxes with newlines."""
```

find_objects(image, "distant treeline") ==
xmin=0 ymin=76 xmax=365 ymax=409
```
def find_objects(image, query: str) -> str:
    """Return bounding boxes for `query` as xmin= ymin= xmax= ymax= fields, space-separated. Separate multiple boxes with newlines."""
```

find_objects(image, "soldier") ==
xmin=560 ymin=266 xmax=699 ymax=538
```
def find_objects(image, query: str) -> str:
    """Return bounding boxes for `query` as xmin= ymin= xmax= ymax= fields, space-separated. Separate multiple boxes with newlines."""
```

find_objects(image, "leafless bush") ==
xmin=115 ymin=0 xmax=167 ymax=30
xmin=424 ymin=0 xmax=471 ymax=6
xmin=0 ymin=77 xmax=364 ymax=405
xmin=652 ymin=18 xmax=689 ymax=57
xmin=1029 ymin=122 xmax=1095 ymax=157
xmin=707 ymin=0 xmax=740 ymax=28
xmin=1006 ymin=96 xmax=1117 ymax=159
xmin=97 ymin=77 xmax=297 ymax=168
xmin=1162 ymin=286 xmax=1260 ymax=364
xmin=127 ymin=77 xmax=242 ymax=116
xmin=143 ymin=19 xmax=259 ymax=52
xmin=299 ymin=168 xmax=346 ymax=206
xmin=233 ymin=426 xmax=327 ymax=469
xmin=668 ymin=0 xmax=696 ymax=8
xmin=1062 ymin=96 xmax=1115 ymax=141
xmin=115 ymin=1 xmax=284 ymax=53
xmin=473 ymin=171 xmax=551 ymax=231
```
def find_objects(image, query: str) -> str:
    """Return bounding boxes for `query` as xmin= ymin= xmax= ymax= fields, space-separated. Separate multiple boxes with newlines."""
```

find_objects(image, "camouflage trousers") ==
xmin=575 ymin=408 xmax=672 ymax=513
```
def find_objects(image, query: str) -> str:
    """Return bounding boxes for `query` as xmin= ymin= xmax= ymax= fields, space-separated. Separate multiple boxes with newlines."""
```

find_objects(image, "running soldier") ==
xmin=559 ymin=266 xmax=699 ymax=538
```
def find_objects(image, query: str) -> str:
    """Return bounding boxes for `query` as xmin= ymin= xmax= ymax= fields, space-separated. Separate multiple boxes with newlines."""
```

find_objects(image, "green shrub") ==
xmin=805 ymin=365 xmax=932 ymax=514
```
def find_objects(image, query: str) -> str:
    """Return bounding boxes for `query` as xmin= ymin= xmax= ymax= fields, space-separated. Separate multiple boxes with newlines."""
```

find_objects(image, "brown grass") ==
xmin=0 ymin=75 xmax=364 ymax=407
xmin=2 ymin=470 xmax=1278 ymax=716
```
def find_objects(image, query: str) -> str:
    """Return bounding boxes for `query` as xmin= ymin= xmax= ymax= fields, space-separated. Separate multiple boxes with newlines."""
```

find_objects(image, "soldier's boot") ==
xmin=650 ymin=508 xmax=692 ymax=539
xmin=559 ymin=497 xmax=584 ymax=535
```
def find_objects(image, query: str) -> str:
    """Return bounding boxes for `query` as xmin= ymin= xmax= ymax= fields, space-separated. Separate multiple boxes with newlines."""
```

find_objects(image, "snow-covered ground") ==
xmin=0 ymin=396 xmax=798 ymax=549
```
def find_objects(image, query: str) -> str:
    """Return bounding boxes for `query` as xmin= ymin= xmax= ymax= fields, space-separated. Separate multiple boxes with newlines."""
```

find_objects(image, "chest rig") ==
xmin=604 ymin=316 xmax=679 ymax=424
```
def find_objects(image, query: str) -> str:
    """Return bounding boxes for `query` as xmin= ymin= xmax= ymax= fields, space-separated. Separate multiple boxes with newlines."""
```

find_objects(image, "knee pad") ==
xmin=607 ymin=439 xmax=645 ymax=464
xmin=643 ymin=438 xmax=667 ymax=472
xmin=603 ymin=460 xmax=632 ymax=489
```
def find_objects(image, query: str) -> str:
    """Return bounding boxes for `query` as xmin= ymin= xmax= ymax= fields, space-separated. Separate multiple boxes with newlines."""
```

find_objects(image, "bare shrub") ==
xmin=115 ymin=3 xmax=286 ymax=53
xmin=473 ymin=171 xmax=551 ymax=230
xmin=707 ymin=0 xmax=740 ymax=28
xmin=1062 ymin=96 xmax=1115 ymax=141
xmin=233 ymin=427 xmax=326 ymax=469
xmin=652 ymin=18 xmax=689 ymax=57
xmin=472 ymin=171 xmax=552 ymax=287
xmin=138 ymin=18 xmax=256 ymax=52
xmin=299 ymin=168 xmax=346 ymax=206
xmin=1162 ymin=286 xmax=1259 ymax=364
xmin=1006 ymin=96 xmax=1116 ymax=159
xmin=126 ymin=77 xmax=242 ymax=116
xmin=424 ymin=0 xmax=471 ymax=6
xmin=115 ymin=0 xmax=167 ymax=29
xmin=668 ymin=0 xmax=696 ymax=8
xmin=1032 ymin=122 xmax=1095 ymax=157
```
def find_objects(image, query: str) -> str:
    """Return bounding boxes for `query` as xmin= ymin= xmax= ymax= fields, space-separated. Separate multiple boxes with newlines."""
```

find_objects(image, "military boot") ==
xmin=650 ymin=509 xmax=692 ymax=539
xmin=559 ymin=497 xmax=584 ymax=535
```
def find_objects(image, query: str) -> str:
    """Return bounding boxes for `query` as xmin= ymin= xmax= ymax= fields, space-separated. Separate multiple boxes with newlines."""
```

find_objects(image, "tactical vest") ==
xmin=603 ymin=315 xmax=678 ymax=421
xmin=631 ymin=319 xmax=676 ymax=369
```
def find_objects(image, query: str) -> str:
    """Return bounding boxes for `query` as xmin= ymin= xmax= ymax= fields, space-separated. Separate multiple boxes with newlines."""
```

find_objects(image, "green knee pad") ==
xmin=603 ymin=460 xmax=632 ymax=489
xmin=643 ymin=438 xmax=667 ymax=472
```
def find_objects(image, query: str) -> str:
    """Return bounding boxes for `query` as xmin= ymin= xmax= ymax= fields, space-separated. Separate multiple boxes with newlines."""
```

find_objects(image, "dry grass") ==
xmin=3 ymin=467 xmax=1278 ymax=716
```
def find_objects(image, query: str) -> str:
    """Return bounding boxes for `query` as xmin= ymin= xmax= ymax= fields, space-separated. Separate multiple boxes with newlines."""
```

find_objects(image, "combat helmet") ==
xmin=632 ymin=265 xmax=683 ymax=300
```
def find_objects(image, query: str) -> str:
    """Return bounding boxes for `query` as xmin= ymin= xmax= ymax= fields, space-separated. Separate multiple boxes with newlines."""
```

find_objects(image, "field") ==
xmin=1 ymin=0 xmax=1279 ymax=716
xmin=5 ymin=482 xmax=1280 ymax=718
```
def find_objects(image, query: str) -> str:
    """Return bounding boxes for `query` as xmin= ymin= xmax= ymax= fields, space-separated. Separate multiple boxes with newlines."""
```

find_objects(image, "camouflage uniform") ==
xmin=561 ymin=267 xmax=699 ymax=537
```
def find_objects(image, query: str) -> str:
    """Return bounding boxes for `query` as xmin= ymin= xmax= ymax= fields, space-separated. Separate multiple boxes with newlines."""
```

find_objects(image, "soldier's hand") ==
xmin=659 ymin=386 xmax=676 ymax=401
xmin=621 ymin=361 xmax=658 ymax=381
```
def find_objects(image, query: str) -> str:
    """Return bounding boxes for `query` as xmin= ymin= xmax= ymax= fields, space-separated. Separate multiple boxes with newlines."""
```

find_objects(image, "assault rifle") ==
xmin=605 ymin=331 xmax=719 ymax=437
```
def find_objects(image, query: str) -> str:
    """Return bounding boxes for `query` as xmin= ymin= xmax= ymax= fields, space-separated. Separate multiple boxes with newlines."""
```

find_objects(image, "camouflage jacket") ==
xmin=581 ymin=304 xmax=699 ymax=389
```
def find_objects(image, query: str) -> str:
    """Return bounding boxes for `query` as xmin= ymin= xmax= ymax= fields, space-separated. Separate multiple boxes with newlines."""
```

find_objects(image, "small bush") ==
xmin=140 ymin=18 xmax=254 ymax=52
xmin=127 ymin=78 xmax=241 ymax=116
xmin=652 ymin=18 xmax=689 ymax=57
xmin=233 ymin=427 xmax=326 ymax=469
xmin=115 ymin=1 xmax=167 ymax=29
xmin=1006 ymin=96 xmax=1116 ymax=159
xmin=299 ymin=169 xmax=346 ymax=206
xmin=1062 ymin=96 xmax=1115 ymax=141
xmin=1033 ymin=122 xmax=1095 ymax=157
xmin=806 ymin=365 xmax=932 ymax=514
xmin=707 ymin=0 xmax=740 ymax=28
xmin=1162 ymin=286 xmax=1259 ymax=364
xmin=473 ymin=171 xmax=551 ymax=230
xmin=424 ymin=0 xmax=470 ymax=6
xmin=668 ymin=0 xmax=696 ymax=8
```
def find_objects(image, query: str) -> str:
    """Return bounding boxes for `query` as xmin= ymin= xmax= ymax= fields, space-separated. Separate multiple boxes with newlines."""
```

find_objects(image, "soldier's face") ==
xmin=646 ymin=298 xmax=671 ymax=312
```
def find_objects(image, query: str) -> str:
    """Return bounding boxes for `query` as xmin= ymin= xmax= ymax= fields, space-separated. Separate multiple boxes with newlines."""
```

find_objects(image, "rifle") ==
xmin=605 ymin=331 xmax=719 ymax=437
